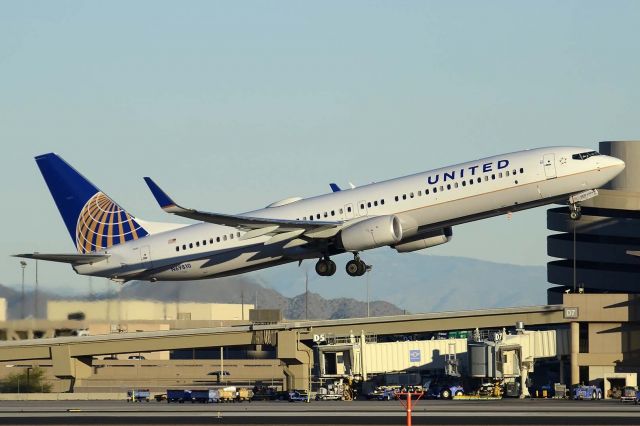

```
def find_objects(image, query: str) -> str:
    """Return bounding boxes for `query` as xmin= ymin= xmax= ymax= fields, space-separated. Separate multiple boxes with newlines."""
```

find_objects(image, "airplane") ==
xmin=15 ymin=147 xmax=625 ymax=282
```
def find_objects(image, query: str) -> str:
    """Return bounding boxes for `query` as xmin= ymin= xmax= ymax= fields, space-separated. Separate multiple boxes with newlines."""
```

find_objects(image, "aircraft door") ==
xmin=543 ymin=153 xmax=557 ymax=179
xmin=357 ymin=200 xmax=368 ymax=217
xmin=140 ymin=245 xmax=152 ymax=267
xmin=344 ymin=203 xmax=354 ymax=219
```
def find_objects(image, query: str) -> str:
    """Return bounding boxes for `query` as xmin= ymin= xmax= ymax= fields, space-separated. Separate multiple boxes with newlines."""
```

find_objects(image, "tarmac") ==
xmin=0 ymin=399 xmax=639 ymax=425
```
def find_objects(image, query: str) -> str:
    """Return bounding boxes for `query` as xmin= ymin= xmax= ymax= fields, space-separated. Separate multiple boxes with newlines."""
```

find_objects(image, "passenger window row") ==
xmin=394 ymin=168 xmax=525 ymax=201
xmin=296 ymin=199 xmax=385 ymax=221
xmin=175 ymin=231 xmax=242 ymax=252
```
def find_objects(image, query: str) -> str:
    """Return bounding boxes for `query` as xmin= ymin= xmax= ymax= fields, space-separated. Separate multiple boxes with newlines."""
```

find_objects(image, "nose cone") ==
xmin=603 ymin=156 xmax=625 ymax=183
xmin=613 ymin=157 xmax=626 ymax=172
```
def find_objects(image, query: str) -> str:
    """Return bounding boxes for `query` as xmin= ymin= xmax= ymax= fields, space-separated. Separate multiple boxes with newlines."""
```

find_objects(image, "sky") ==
xmin=0 ymin=1 xmax=639 ymax=295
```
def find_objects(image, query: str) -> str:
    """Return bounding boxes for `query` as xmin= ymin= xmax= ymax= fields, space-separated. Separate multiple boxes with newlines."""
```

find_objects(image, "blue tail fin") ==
xmin=35 ymin=153 xmax=149 ymax=253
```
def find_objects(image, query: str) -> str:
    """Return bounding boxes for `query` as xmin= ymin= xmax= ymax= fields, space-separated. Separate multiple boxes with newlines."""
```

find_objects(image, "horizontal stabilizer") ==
xmin=13 ymin=253 xmax=109 ymax=265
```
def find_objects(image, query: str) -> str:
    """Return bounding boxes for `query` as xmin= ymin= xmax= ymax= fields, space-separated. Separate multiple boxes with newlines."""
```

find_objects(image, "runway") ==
xmin=0 ymin=399 xmax=639 ymax=425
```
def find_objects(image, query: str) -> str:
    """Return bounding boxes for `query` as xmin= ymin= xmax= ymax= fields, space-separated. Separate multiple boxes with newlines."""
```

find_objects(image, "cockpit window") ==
xmin=572 ymin=151 xmax=600 ymax=160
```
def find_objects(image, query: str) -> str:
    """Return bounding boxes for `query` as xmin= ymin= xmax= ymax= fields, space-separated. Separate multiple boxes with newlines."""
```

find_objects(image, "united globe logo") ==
xmin=75 ymin=192 xmax=148 ymax=253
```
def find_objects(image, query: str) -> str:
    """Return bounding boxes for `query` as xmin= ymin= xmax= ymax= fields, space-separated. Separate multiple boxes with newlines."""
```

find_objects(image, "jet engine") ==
xmin=339 ymin=215 xmax=403 ymax=251
xmin=392 ymin=227 xmax=452 ymax=253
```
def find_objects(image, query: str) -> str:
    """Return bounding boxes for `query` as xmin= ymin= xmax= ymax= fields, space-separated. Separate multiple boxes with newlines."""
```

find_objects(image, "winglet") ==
xmin=329 ymin=183 xmax=341 ymax=192
xmin=144 ymin=177 xmax=178 ymax=210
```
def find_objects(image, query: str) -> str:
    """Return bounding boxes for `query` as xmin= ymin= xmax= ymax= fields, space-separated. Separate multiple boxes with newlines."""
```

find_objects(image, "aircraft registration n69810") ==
xmin=15 ymin=147 xmax=625 ymax=282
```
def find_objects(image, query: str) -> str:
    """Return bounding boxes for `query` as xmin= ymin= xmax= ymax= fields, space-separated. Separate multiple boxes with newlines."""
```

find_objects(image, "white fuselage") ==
xmin=73 ymin=146 xmax=624 ymax=281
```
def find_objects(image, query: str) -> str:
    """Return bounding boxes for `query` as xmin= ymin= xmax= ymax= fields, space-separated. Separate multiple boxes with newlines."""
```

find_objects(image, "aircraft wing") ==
xmin=13 ymin=253 xmax=109 ymax=265
xmin=143 ymin=178 xmax=343 ymax=239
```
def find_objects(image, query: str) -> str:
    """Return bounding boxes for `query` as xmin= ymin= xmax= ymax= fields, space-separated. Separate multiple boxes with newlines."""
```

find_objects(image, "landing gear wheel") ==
xmin=346 ymin=260 xmax=360 ymax=277
xmin=315 ymin=258 xmax=337 ymax=276
xmin=327 ymin=260 xmax=337 ymax=276
xmin=356 ymin=259 xmax=367 ymax=276
xmin=569 ymin=204 xmax=582 ymax=221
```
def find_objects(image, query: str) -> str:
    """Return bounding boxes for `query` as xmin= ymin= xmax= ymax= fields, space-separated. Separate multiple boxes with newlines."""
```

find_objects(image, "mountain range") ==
xmin=0 ymin=252 xmax=549 ymax=320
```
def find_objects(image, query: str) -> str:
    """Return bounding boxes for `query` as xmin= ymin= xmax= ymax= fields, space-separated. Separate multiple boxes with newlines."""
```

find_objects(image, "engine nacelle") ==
xmin=339 ymin=215 xmax=403 ymax=251
xmin=392 ymin=227 xmax=452 ymax=253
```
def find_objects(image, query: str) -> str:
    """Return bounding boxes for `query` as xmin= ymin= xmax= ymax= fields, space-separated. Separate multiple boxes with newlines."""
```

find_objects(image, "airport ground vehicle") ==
xmin=573 ymin=385 xmax=603 ymax=400
xmin=620 ymin=386 xmax=637 ymax=403
xmin=252 ymin=386 xmax=278 ymax=401
xmin=316 ymin=379 xmax=355 ymax=401
xmin=288 ymin=390 xmax=310 ymax=402
xmin=126 ymin=389 xmax=150 ymax=402
xmin=366 ymin=386 xmax=400 ymax=401
xmin=424 ymin=377 xmax=464 ymax=399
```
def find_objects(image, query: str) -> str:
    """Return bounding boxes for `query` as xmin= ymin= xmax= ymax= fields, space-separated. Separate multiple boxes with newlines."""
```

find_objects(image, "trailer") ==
xmin=217 ymin=386 xmax=238 ymax=403
xmin=127 ymin=389 xmax=150 ymax=402
xmin=190 ymin=390 xmax=218 ymax=403
xmin=166 ymin=389 xmax=188 ymax=403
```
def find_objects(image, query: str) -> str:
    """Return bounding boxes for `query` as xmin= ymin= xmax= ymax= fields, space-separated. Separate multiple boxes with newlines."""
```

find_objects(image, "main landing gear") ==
xmin=314 ymin=254 xmax=370 ymax=277
xmin=345 ymin=254 xmax=369 ymax=277
xmin=315 ymin=257 xmax=337 ymax=277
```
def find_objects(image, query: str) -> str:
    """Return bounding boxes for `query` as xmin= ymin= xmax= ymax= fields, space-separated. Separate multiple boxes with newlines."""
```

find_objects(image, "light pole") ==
xmin=573 ymin=220 xmax=577 ymax=293
xmin=19 ymin=261 xmax=27 ymax=319
xmin=305 ymin=269 xmax=309 ymax=320
xmin=34 ymin=258 xmax=39 ymax=318
xmin=366 ymin=265 xmax=372 ymax=317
